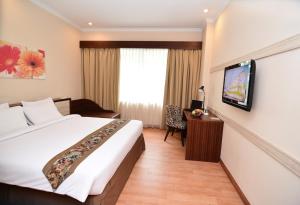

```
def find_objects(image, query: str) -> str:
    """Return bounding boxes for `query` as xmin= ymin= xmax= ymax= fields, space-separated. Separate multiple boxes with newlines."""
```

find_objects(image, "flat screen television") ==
xmin=222 ymin=60 xmax=255 ymax=111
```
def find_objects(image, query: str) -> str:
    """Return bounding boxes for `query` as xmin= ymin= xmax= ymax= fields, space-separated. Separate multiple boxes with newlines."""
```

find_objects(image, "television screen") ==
xmin=222 ymin=60 xmax=255 ymax=111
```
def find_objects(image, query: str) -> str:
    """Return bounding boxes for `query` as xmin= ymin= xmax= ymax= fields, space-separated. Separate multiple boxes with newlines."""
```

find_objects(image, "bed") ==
xmin=0 ymin=100 xmax=145 ymax=205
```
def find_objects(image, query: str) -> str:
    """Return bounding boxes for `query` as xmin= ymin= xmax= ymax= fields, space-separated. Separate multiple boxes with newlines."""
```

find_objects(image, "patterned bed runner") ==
xmin=43 ymin=119 xmax=129 ymax=190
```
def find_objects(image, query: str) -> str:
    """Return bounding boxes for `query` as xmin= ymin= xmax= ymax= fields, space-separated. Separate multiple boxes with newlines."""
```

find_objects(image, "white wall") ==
xmin=205 ymin=0 xmax=300 ymax=204
xmin=81 ymin=30 xmax=202 ymax=41
xmin=212 ymin=0 xmax=300 ymax=67
xmin=0 ymin=0 xmax=82 ymax=103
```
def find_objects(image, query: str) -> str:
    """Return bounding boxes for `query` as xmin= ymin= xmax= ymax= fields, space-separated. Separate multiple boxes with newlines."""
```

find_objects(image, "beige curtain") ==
xmin=162 ymin=49 xmax=201 ymax=126
xmin=81 ymin=48 xmax=120 ymax=111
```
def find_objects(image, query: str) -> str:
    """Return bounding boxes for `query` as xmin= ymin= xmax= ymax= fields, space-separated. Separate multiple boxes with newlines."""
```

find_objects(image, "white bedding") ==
xmin=0 ymin=115 xmax=143 ymax=202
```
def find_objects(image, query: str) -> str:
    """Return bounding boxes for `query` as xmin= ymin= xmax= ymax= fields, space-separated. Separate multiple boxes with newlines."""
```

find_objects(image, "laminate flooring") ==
xmin=116 ymin=128 xmax=244 ymax=205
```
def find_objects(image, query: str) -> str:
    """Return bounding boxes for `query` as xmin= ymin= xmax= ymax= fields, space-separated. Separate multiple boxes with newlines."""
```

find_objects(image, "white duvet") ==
xmin=0 ymin=115 xmax=143 ymax=202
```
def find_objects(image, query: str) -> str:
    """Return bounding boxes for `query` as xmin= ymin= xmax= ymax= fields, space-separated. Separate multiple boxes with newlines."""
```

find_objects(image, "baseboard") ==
xmin=220 ymin=160 xmax=251 ymax=205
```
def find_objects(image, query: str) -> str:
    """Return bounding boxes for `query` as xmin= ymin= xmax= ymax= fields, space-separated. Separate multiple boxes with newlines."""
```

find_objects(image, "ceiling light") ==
xmin=88 ymin=22 xmax=93 ymax=26
xmin=203 ymin=9 xmax=208 ymax=13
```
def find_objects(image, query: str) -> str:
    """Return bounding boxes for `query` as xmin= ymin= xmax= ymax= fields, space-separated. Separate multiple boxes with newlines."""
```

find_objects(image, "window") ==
xmin=119 ymin=48 xmax=168 ymax=127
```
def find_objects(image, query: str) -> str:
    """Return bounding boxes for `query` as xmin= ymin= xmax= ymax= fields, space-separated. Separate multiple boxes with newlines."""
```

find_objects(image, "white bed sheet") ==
xmin=0 ymin=115 xmax=143 ymax=202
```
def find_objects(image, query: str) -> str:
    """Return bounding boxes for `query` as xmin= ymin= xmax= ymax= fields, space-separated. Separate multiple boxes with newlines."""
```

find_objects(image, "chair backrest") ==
xmin=165 ymin=105 xmax=182 ymax=127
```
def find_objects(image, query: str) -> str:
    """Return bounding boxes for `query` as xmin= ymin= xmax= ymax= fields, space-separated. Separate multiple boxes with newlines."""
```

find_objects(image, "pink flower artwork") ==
xmin=0 ymin=40 xmax=46 ymax=79
xmin=0 ymin=45 xmax=20 ymax=74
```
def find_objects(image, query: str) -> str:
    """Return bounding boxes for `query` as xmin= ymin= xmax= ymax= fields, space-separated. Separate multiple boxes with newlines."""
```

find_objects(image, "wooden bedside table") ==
xmin=184 ymin=111 xmax=224 ymax=162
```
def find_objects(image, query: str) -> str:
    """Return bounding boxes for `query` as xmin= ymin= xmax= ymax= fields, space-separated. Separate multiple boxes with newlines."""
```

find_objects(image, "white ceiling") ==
xmin=31 ymin=0 xmax=229 ymax=31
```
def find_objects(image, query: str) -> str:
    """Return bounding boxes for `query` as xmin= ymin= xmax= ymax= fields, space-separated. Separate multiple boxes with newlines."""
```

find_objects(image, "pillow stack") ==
xmin=0 ymin=104 xmax=29 ymax=136
xmin=0 ymin=98 xmax=64 ymax=137
xmin=22 ymin=98 xmax=63 ymax=125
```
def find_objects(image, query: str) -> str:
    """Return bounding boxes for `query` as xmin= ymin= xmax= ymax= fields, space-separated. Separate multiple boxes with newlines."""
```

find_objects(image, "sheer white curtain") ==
xmin=119 ymin=48 xmax=168 ymax=127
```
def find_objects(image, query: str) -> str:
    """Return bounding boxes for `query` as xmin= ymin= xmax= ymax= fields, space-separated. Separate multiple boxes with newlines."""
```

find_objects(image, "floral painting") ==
xmin=0 ymin=40 xmax=46 ymax=79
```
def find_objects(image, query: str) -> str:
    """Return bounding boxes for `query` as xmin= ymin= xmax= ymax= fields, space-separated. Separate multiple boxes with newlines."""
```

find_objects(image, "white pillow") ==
xmin=0 ymin=103 xmax=9 ymax=110
xmin=0 ymin=106 xmax=29 ymax=136
xmin=22 ymin=97 xmax=54 ymax=107
xmin=22 ymin=98 xmax=63 ymax=125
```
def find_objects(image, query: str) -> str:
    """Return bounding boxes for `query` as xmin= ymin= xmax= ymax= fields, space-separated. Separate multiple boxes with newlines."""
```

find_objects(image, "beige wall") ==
xmin=81 ymin=30 xmax=202 ymax=41
xmin=0 ymin=0 xmax=201 ymax=104
xmin=199 ymin=21 xmax=214 ymax=108
xmin=0 ymin=0 xmax=82 ymax=103
xmin=203 ymin=0 xmax=300 ymax=204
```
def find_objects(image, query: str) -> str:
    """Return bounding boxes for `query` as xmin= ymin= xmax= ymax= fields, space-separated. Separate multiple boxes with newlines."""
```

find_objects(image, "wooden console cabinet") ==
xmin=184 ymin=111 xmax=224 ymax=162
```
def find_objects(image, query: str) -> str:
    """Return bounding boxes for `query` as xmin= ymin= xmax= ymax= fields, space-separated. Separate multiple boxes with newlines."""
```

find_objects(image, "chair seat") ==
xmin=169 ymin=121 xmax=186 ymax=130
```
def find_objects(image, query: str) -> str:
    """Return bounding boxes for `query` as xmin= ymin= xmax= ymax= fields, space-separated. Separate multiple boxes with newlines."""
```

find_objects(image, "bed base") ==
xmin=0 ymin=134 xmax=145 ymax=205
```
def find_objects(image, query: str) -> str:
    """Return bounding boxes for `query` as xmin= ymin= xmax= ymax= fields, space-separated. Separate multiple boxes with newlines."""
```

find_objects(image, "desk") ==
xmin=184 ymin=111 xmax=224 ymax=162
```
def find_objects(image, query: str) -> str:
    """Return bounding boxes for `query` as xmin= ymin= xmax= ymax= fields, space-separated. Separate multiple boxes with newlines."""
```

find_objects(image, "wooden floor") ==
xmin=116 ymin=128 xmax=244 ymax=205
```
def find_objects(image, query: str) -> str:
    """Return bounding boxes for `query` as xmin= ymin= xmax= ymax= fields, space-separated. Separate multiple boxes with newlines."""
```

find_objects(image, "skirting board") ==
xmin=210 ymin=34 xmax=300 ymax=73
xmin=209 ymin=107 xmax=300 ymax=177
xmin=220 ymin=160 xmax=250 ymax=205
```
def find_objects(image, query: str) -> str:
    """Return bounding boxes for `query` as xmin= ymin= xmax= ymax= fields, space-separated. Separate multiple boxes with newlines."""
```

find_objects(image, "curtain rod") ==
xmin=80 ymin=41 xmax=202 ymax=50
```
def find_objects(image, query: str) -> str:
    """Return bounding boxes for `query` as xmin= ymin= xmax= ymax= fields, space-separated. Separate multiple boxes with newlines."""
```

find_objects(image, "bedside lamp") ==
xmin=198 ymin=86 xmax=209 ymax=115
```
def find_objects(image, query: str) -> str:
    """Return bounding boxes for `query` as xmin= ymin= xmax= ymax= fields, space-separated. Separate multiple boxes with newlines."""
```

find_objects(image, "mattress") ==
xmin=0 ymin=115 xmax=143 ymax=202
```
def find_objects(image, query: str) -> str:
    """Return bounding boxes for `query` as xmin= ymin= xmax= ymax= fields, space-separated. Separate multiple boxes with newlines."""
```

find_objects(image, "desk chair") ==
xmin=164 ymin=105 xmax=186 ymax=146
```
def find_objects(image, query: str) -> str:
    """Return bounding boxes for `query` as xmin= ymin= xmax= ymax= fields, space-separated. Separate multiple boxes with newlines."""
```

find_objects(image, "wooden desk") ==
xmin=184 ymin=111 xmax=224 ymax=162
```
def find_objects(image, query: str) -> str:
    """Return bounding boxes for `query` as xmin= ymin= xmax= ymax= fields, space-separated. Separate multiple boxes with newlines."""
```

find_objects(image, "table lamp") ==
xmin=198 ymin=86 xmax=209 ymax=115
